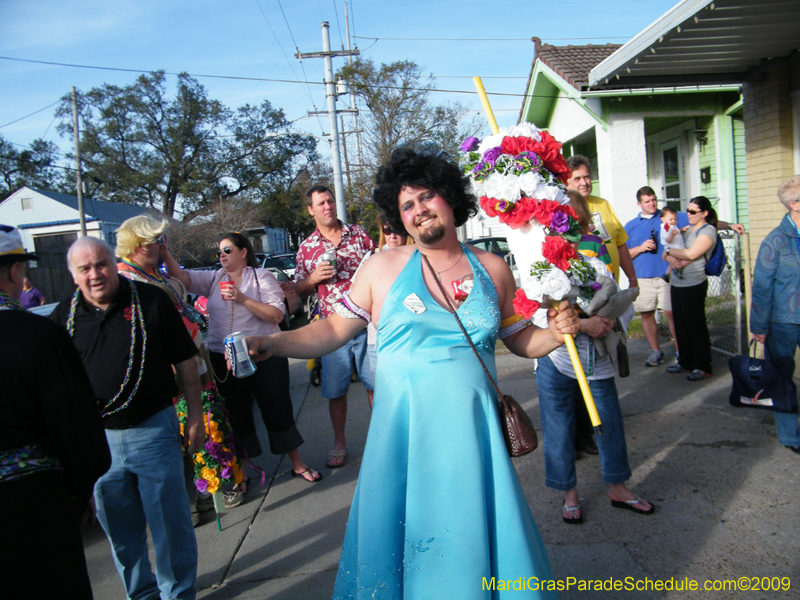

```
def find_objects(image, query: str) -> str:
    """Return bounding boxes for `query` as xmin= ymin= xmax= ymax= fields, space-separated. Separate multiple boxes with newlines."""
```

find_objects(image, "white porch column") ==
xmin=595 ymin=115 xmax=648 ymax=287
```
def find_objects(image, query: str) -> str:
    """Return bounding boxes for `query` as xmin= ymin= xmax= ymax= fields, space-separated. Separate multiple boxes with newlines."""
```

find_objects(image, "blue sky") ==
xmin=1 ymin=0 xmax=679 ymax=163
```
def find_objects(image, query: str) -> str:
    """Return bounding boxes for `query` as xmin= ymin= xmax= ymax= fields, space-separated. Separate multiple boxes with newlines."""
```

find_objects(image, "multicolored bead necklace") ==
xmin=0 ymin=291 xmax=25 ymax=311
xmin=67 ymin=281 xmax=147 ymax=417
xmin=120 ymin=258 xmax=205 ymax=325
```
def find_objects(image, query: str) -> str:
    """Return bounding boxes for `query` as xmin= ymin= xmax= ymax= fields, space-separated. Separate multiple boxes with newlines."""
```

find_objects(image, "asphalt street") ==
xmin=83 ymin=336 xmax=800 ymax=599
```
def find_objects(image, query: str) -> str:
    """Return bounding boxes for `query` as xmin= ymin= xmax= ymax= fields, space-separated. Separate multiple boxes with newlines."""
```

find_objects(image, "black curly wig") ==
xmin=372 ymin=144 xmax=478 ymax=234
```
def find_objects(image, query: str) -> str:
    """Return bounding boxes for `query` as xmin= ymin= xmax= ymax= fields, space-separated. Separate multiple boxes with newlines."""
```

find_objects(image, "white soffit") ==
xmin=589 ymin=0 xmax=800 ymax=89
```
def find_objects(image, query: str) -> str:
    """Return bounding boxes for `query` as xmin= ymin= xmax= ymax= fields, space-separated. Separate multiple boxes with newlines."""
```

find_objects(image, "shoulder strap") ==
xmin=421 ymin=252 xmax=504 ymax=400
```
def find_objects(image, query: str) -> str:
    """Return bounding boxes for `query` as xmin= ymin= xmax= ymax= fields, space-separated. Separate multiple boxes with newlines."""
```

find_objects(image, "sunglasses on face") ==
xmin=216 ymin=246 xmax=234 ymax=257
xmin=156 ymin=234 xmax=165 ymax=246
xmin=686 ymin=209 xmax=702 ymax=215
xmin=383 ymin=228 xmax=398 ymax=236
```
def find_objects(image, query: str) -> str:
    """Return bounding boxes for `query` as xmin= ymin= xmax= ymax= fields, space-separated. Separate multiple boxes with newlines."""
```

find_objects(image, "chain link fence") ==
xmin=706 ymin=230 xmax=745 ymax=358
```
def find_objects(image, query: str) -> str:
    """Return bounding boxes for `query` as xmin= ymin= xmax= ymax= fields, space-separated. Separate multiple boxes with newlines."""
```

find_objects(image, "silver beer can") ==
xmin=224 ymin=331 xmax=257 ymax=378
xmin=319 ymin=250 xmax=336 ymax=274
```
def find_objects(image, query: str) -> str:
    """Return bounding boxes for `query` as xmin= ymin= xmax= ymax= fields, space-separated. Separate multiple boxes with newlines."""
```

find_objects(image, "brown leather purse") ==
xmin=423 ymin=254 xmax=538 ymax=457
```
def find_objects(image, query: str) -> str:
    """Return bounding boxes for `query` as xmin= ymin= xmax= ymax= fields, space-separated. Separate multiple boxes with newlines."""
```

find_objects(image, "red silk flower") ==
xmin=500 ymin=136 xmax=537 ymax=156
xmin=501 ymin=132 xmax=571 ymax=183
xmin=480 ymin=196 xmax=539 ymax=229
xmin=512 ymin=288 xmax=541 ymax=320
xmin=542 ymin=235 xmax=578 ymax=271
xmin=531 ymin=198 xmax=558 ymax=227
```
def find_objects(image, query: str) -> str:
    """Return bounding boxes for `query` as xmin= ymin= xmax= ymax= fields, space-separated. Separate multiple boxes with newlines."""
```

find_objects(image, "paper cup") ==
xmin=220 ymin=281 xmax=234 ymax=300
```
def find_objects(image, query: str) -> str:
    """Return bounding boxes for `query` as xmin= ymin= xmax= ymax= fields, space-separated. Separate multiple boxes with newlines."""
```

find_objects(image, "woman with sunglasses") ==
xmin=164 ymin=233 xmax=322 ymax=507
xmin=377 ymin=214 xmax=410 ymax=250
xmin=663 ymin=196 xmax=718 ymax=381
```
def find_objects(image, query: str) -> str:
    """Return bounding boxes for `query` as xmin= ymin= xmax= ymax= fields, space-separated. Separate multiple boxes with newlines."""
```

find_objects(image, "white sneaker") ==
xmin=644 ymin=350 xmax=664 ymax=367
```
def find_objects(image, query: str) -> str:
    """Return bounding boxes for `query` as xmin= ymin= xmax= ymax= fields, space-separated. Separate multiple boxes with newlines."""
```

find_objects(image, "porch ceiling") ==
xmin=589 ymin=0 xmax=800 ymax=90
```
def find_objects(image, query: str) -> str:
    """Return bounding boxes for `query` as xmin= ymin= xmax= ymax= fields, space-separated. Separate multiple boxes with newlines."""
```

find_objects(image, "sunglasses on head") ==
xmin=686 ymin=209 xmax=702 ymax=215
xmin=216 ymin=246 xmax=234 ymax=257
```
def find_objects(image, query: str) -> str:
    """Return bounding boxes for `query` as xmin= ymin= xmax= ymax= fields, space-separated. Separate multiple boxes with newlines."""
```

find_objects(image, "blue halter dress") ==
xmin=333 ymin=247 xmax=555 ymax=599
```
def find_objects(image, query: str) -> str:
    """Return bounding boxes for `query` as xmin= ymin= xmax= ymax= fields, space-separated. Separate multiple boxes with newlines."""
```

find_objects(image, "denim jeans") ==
xmin=536 ymin=355 xmax=632 ymax=490
xmin=321 ymin=328 xmax=374 ymax=398
xmin=767 ymin=321 xmax=800 ymax=447
xmin=95 ymin=406 xmax=198 ymax=600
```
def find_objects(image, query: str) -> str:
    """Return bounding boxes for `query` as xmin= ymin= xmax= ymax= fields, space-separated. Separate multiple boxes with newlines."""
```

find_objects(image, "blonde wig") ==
xmin=115 ymin=214 xmax=169 ymax=259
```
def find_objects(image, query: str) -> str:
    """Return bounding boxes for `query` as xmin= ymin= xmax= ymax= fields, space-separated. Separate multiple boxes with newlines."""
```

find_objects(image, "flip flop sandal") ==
xmin=610 ymin=496 xmax=655 ymax=514
xmin=292 ymin=467 xmax=323 ymax=482
xmin=326 ymin=450 xmax=346 ymax=468
xmin=562 ymin=503 xmax=583 ymax=524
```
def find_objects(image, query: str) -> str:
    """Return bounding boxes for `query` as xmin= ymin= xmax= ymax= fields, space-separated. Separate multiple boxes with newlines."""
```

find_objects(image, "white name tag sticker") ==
xmin=403 ymin=293 xmax=427 ymax=315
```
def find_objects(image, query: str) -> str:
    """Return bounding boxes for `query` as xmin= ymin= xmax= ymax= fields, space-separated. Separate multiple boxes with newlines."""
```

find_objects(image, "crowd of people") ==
xmin=2 ymin=140 xmax=797 ymax=599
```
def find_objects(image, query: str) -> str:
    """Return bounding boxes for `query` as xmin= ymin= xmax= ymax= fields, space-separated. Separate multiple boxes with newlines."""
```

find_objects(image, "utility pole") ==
xmin=340 ymin=115 xmax=351 ymax=189
xmin=344 ymin=3 xmax=363 ymax=171
xmin=296 ymin=23 xmax=358 ymax=223
xmin=70 ymin=87 xmax=87 ymax=237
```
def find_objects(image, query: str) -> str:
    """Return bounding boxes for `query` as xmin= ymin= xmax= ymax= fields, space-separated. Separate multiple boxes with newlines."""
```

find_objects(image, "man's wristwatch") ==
xmin=665 ymin=247 xmax=671 ymax=255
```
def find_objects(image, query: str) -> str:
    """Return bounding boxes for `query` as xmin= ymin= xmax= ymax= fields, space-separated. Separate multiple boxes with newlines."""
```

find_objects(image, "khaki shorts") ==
xmin=634 ymin=277 xmax=671 ymax=313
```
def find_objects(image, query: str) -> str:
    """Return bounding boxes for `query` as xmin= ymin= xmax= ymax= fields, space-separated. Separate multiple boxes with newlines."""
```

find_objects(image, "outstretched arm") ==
xmin=245 ymin=313 xmax=367 ymax=362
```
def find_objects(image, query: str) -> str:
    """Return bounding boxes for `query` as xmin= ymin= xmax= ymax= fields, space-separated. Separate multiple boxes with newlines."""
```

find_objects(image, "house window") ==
xmin=21 ymin=197 xmax=32 ymax=210
xmin=661 ymin=139 xmax=684 ymax=200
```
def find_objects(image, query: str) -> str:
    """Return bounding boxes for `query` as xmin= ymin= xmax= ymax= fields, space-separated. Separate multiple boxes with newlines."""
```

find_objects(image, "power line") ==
xmin=331 ymin=0 xmax=344 ymax=47
xmin=0 ymin=100 xmax=61 ymax=130
xmin=256 ymin=0 xmax=326 ymax=134
xmin=0 ymin=55 xmax=605 ymax=111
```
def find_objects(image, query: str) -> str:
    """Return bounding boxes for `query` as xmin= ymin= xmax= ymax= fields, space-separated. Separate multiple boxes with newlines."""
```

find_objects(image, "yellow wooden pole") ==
xmin=473 ymin=77 xmax=499 ymax=135
xmin=472 ymin=75 xmax=602 ymax=431
xmin=562 ymin=333 xmax=602 ymax=431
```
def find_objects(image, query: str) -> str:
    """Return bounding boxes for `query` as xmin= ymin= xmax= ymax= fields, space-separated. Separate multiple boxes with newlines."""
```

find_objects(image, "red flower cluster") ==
xmin=479 ymin=196 xmax=539 ymax=229
xmin=480 ymin=195 xmax=579 ymax=231
xmin=512 ymin=288 xmax=541 ymax=320
xmin=532 ymin=198 xmax=578 ymax=228
xmin=542 ymin=235 xmax=578 ymax=271
xmin=500 ymin=132 xmax=571 ymax=183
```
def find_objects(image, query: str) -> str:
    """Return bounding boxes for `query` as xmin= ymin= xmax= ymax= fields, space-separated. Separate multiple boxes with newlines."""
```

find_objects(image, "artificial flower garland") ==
xmin=176 ymin=386 xmax=242 ymax=495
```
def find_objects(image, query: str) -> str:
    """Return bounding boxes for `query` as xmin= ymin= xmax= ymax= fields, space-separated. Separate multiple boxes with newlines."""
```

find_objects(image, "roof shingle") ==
xmin=533 ymin=37 xmax=623 ymax=90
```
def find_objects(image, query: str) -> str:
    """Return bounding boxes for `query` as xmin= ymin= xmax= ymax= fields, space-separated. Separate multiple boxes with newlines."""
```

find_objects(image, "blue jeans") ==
xmin=321 ymin=328 xmax=374 ymax=398
xmin=767 ymin=322 xmax=800 ymax=447
xmin=95 ymin=406 xmax=198 ymax=600
xmin=536 ymin=355 xmax=632 ymax=490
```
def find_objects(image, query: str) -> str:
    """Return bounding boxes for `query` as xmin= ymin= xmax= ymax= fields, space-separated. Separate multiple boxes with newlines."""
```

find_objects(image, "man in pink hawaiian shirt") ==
xmin=295 ymin=185 xmax=376 ymax=468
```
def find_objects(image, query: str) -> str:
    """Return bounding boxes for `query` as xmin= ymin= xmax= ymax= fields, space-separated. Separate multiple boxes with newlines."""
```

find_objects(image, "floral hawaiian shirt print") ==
xmin=295 ymin=222 xmax=376 ymax=318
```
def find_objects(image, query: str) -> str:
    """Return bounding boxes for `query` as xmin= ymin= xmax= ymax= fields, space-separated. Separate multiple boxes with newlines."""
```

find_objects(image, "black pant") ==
xmin=671 ymin=280 xmax=712 ymax=373
xmin=210 ymin=352 xmax=303 ymax=458
xmin=1 ymin=471 xmax=94 ymax=599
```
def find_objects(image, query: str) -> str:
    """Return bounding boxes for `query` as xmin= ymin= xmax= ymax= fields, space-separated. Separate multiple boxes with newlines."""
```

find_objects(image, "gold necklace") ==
xmin=433 ymin=251 xmax=463 ymax=280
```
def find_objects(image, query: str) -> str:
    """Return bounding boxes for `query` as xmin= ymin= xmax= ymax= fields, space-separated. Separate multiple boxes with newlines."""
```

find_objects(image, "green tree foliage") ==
xmin=336 ymin=58 xmax=483 ymax=172
xmin=56 ymin=72 xmax=320 ymax=221
xmin=0 ymin=135 xmax=64 ymax=199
